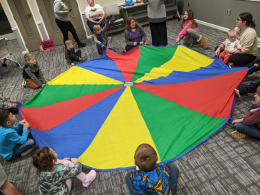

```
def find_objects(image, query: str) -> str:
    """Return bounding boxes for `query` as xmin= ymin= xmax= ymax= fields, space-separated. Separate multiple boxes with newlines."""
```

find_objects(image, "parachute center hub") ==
xmin=124 ymin=82 xmax=134 ymax=87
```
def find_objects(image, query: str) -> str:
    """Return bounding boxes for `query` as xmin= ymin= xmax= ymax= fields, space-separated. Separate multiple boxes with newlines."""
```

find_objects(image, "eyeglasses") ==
xmin=236 ymin=18 xmax=242 ymax=22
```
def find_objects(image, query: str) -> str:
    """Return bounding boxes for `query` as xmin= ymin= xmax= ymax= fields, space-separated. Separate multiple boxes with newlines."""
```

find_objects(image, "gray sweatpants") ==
xmin=181 ymin=28 xmax=201 ymax=46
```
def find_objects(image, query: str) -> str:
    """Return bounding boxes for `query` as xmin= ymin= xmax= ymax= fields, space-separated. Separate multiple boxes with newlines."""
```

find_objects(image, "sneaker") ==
xmin=231 ymin=130 xmax=248 ymax=139
xmin=22 ymin=81 xmax=26 ymax=88
xmin=21 ymin=144 xmax=38 ymax=156
xmin=82 ymin=170 xmax=96 ymax=187
xmin=234 ymin=89 xmax=241 ymax=97
xmin=228 ymin=62 xmax=233 ymax=68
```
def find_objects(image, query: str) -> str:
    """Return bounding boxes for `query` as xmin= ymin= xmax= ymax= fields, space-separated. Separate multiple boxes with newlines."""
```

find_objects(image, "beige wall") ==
xmin=77 ymin=0 xmax=124 ymax=12
xmin=0 ymin=0 xmax=16 ymax=28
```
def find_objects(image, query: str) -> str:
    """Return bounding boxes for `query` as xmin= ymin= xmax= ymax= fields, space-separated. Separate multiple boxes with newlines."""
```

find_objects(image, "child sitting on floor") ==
xmin=125 ymin=144 xmax=179 ymax=195
xmin=33 ymin=147 xmax=96 ymax=195
xmin=0 ymin=110 xmax=36 ymax=161
xmin=65 ymin=40 xmax=86 ymax=66
xmin=218 ymin=29 xmax=241 ymax=66
xmin=0 ymin=92 xmax=21 ymax=114
xmin=232 ymin=86 xmax=260 ymax=140
xmin=22 ymin=54 xmax=46 ymax=89
xmin=92 ymin=18 xmax=114 ymax=54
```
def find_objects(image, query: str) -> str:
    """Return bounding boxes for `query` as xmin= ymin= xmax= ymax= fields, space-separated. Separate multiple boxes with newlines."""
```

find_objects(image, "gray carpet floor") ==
xmin=1 ymin=19 xmax=260 ymax=195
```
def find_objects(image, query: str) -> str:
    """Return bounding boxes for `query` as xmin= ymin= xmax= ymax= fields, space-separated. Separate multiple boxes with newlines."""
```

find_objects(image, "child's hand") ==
xmin=101 ymin=45 xmax=105 ymax=48
xmin=254 ymin=63 xmax=259 ymax=68
xmin=139 ymin=41 xmax=144 ymax=45
xmin=7 ymin=99 xmax=14 ymax=103
xmin=176 ymin=38 xmax=180 ymax=43
xmin=235 ymin=50 xmax=241 ymax=54
xmin=224 ymin=47 xmax=230 ymax=53
xmin=134 ymin=42 xmax=137 ymax=46
xmin=41 ymin=84 xmax=45 ymax=88
xmin=232 ymin=118 xmax=243 ymax=126
xmin=71 ymin=63 xmax=75 ymax=66
xmin=19 ymin=120 xmax=26 ymax=125
xmin=23 ymin=121 xmax=30 ymax=130
xmin=250 ymin=108 xmax=260 ymax=113
xmin=63 ymin=157 xmax=70 ymax=161
xmin=71 ymin=158 xmax=78 ymax=163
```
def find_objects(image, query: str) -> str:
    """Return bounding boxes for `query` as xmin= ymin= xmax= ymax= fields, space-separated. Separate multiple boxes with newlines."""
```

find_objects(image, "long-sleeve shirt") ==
xmin=23 ymin=62 xmax=46 ymax=87
xmin=220 ymin=39 xmax=241 ymax=51
xmin=178 ymin=20 xmax=199 ymax=41
xmin=38 ymin=162 xmax=82 ymax=195
xmin=124 ymin=25 xmax=147 ymax=46
xmin=229 ymin=27 xmax=258 ymax=56
xmin=0 ymin=93 xmax=13 ymax=110
xmin=92 ymin=20 xmax=109 ymax=46
xmin=53 ymin=0 xmax=70 ymax=22
xmin=143 ymin=0 xmax=166 ymax=23
xmin=65 ymin=47 xmax=76 ymax=64
xmin=0 ymin=124 xmax=29 ymax=160
xmin=243 ymin=109 xmax=260 ymax=128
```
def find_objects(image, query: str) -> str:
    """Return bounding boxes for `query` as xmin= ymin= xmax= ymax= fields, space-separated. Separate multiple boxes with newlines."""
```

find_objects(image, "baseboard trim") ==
xmin=195 ymin=18 xmax=260 ymax=43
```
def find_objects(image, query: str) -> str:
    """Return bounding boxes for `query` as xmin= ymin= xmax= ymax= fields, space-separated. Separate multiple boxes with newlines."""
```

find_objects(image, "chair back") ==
xmin=0 ymin=39 xmax=10 ymax=59
xmin=103 ymin=4 xmax=120 ymax=17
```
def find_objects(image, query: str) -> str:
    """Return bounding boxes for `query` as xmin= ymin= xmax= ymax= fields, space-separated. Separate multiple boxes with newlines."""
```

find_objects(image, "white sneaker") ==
xmin=234 ymin=89 xmax=241 ymax=97
xmin=22 ymin=81 xmax=26 ymax=88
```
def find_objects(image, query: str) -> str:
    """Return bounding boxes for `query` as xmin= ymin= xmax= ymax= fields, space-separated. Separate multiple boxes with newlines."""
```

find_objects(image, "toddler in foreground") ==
xmin=218 ymin=29 xmax=241 ymax=66
xmin=65 ymin=40 xmax=86 ymax=66
xmin=33 ymin=147 xmax=96 ymax=195
xmin=125 ymin=144 xmax=179 ymax=195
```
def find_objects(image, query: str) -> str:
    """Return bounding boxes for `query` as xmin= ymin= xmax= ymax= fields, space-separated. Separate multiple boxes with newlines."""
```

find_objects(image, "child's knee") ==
xmin=27 ymin=138 xmax=35 ymax=146
xmin=236 ymin=122 xmax=244 ymax=132
xmin=62 ymin=160 xmax=74 ymax=168
xmin=187 ymin=28 xmax=193 ymax=34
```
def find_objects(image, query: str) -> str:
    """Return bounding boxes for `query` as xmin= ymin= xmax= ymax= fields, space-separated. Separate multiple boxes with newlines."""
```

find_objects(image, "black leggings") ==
xmin=55 ymin=18 xmax=80 ymax=45
xmin=214 ymin=46 xmax=256 ymax=67
xmin=149 ymin=20 xmax=168 ymax=46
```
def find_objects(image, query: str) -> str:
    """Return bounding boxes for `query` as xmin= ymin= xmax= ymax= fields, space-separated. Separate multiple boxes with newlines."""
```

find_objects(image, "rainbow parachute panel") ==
xmin=20 ymin=45 xmax=248 ymax=171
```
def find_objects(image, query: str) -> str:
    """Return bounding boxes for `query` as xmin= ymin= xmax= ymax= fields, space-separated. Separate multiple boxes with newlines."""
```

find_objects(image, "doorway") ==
xmin=0 ymin=3 xmax=15 ymax=39
xmin=36 ymin=0 xmax=86 ymax=46
xmin=7 ymin=0 xmax=42 ymax=51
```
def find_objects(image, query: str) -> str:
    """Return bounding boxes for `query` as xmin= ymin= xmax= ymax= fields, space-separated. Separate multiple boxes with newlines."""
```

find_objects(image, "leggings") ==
xmin=56 ymin=160 xmax=87 ymax=193
xmin=55 ymin=18 xmax=80 ymax=45
xmin=180 ymin=28 xmax=201 ymax=46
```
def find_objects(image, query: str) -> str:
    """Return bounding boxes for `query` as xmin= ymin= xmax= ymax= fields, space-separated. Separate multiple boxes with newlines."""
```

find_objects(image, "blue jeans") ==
xmin=9 ymin=139 xmax=35 ymax=160
xmin=125 ymin=164 xmax=179 ymax=195
xmin=242 ymin=80 xmax=260 ymax=94
xmin=236 ymin=104 xmax=260 ymax=140
xmin=87 ymin=19 xmax=106 ymax=33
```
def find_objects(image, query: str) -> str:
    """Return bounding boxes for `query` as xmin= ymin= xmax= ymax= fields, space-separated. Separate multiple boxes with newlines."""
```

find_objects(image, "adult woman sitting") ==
xmin=54 ymin=0 xmax=86 ymax=47
xmin=215 ymin=12 xmax=258 ymax=67
xmin=124 ymin=17 xmax=148 ymax=51
xmin=85 ymin=0 xmax=106 ymax=33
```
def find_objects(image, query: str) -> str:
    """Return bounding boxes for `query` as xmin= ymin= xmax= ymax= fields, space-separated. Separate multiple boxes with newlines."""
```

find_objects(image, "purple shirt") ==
xmin=129 ymin=28 xmax=142 ymax=43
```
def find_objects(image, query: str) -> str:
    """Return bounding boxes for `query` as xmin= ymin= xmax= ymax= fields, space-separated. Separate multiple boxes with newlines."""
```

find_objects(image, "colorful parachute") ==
xmin=20 ymin=45 xmax=248 ymax=171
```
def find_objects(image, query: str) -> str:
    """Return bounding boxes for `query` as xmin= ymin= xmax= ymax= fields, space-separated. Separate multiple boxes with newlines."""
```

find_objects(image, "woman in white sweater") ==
xmin=215 ymin=12 xmax=258 ymax=67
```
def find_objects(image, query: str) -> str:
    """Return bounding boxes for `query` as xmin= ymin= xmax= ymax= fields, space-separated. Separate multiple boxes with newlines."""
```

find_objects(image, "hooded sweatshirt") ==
xmin=53 ymin=0 xmax=70 ymax=22
xmin=37 ymin=162 xmax=82 ymax=195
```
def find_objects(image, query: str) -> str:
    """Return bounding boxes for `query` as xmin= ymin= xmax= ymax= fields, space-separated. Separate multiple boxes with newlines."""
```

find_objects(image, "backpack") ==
xmin=41 ymin=39 xmax=55 ymax=50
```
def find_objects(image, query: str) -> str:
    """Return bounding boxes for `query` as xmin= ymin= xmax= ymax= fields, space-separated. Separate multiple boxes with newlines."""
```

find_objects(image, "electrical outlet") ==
xmin=188 ymin=3 xmax=190 ymax=7
xmin=227 ymin=9 xmax=231 ymax=16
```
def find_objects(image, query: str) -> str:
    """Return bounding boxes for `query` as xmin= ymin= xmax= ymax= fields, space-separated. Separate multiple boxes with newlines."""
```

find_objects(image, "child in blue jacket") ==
xmin=0 ymin=110 xmax=36 ymax=160
xmin=125 ymin=144 xmax=179 ymax=195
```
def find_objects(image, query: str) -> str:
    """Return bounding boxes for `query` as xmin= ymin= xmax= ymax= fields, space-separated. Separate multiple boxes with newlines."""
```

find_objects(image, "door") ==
xmin=37 ymin=0 xmax=86 ymax=46
xmin=7 ymin=0 xmax=42 ymax=51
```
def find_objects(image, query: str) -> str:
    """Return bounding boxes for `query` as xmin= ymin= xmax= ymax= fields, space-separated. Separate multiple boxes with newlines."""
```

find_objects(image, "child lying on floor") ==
xmin=33 ymin=147 xmax=96 ymax=195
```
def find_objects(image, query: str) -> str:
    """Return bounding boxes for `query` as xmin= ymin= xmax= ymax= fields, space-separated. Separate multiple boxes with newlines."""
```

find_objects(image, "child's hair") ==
xmin=33 ymin=147 xmax=57 ymax=172
xmin=181 ymin=9 xmax=198 ymax=29
xmin=239 ymin=12 xmax=256 ymax=28
xmin=134 ymin=144 xmax=157 ymax=172
xmin=93 ymin=25 xmax=102 ymax=33
xmin=24 ymin=54 xmax=34 ymax=62
xmin=0 ymin=110 xmax=11 ymax=127
xmin=65 ymin=40 xmax=73 ymax=46
xmin=257 ymin=86 xmax=260 ymax=96
xmin=227 ymin=29 xmax=236 ymax=37
xmin=125 ymin=17 xmax=139 ymax=32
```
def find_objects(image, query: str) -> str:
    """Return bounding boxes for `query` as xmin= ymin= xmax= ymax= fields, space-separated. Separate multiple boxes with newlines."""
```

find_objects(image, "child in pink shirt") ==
xmin=176 ymin=9 xmax=208 ymax=49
